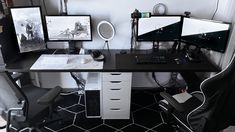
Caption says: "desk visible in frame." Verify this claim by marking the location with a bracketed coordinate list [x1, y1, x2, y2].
[2, 49, 220, 119]
[4, 49, 219, 72]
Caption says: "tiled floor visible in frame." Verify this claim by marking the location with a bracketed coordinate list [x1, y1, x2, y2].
[42, 90, 176, 132]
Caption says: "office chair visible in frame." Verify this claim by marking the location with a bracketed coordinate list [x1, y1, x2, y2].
[0, 71, 62, 132]
[159, 55, 235, 132]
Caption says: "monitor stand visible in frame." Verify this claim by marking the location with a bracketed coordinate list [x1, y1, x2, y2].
[152, 41, 160, 53]
[171, 40, 181, 53]
[67, 41, 78, 54]
[151, 41, 167, 56]
[185, 47, 201, 62]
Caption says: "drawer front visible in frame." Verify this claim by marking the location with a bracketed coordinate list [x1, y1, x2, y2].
[102, 100, 130, 119]
[102, 81, 131, 99]
[102, 72, 132, 82]
[103, 108, 130, 119]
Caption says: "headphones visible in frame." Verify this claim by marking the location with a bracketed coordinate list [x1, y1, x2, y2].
[89, 50, 105, 61]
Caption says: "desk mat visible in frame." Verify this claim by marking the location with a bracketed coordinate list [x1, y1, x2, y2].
[30, 54, 103, 70]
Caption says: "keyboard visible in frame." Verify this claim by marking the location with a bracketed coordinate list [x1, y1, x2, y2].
[135, 55, 167, 64]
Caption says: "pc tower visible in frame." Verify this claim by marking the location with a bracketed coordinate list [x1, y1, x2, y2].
[84, 73, 101, 118]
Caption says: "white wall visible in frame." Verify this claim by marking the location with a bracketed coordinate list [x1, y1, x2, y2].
[14, 0, 217, 49]
[13, 0, 221, 88]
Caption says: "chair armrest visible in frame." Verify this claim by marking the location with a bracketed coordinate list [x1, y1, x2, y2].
[37, 86, 62, 105]
[160, 92, 185, 112]
[11, 73, 23, 81]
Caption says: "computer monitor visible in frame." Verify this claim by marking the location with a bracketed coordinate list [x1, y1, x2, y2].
[181, 17, 230, 53]
[137, 16, 182, 41]
[45, 15, 92, 41]
[10, 7, 46, 53]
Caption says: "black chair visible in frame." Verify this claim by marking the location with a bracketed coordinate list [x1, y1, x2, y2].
[159, 55, 235, 132]
[0, 71, 62, 132]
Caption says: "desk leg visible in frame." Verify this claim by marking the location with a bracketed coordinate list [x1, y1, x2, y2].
[179, 72, 202, 93]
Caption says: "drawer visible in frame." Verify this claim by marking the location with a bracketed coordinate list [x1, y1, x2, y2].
[103, 108, 130, 119]
[102, 72, 132, 82]
[102, 100, 130, 119]
[103, 97, 130, 109]
[103, 81, 131, 91]
[103, 94, 131, 107]
[103, 86, 131, 100]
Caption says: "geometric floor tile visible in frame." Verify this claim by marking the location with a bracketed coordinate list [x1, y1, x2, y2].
[133, 108, 162, 128]
[45, 110, 75, 131]
[74, 112, 103, 130]
[132, 91, 157, 107]
[121, 124, 148, 132]
[152, 123, 175, 132]
[58, 125, 84, 132]
[105, 119, 133, 129]
[42, 90, 176, 132]
[67, 104, 85, 113]
[89, 124, 116, 132]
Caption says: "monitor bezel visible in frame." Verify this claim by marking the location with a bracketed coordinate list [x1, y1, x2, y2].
[136, 15, 183, 42]
[181, 17, 231, 53]
[45, 15, 93, 42]
[9, 6, 47, 53]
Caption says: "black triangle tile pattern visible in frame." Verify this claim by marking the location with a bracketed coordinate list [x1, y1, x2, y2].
[42, 90, 176, 132]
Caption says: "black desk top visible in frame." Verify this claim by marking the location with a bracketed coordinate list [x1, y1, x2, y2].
[3, 49, 220, 72]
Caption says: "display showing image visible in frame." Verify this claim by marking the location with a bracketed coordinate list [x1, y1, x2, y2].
[46, 16, 92, 41]
[10, 7, 46, 53]
[181, 18, 230, 52]
[137, 16, 182, 41]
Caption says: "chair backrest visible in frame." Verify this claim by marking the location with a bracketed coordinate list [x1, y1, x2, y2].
[188, 55, 235, 132]
[0, 71, 28, 120]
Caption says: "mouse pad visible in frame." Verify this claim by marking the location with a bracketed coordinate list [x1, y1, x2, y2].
[31, 55, 103, 70]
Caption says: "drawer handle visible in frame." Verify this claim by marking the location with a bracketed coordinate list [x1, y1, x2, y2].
[110, 73, 121, 75]
[110, 99, 121, 101]
[110, 81, 121, 83]
[110, 88, 121, 90]
[110, 108, 121, 111]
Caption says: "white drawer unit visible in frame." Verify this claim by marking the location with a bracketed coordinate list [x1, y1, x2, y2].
[102, 72, 132, 119]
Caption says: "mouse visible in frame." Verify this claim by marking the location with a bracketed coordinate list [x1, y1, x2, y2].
[174, 58, 181, 64]
[120, 50, 127, 54]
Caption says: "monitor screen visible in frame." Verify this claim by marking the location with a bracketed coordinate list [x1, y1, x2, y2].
[45, 16, 92, 41]
[10, 7, 46, 53]
[181, 18, 230, 53]
[137, 16, 182, 41]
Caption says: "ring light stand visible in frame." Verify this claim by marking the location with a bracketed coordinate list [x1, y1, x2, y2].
[97, 21, 115, 53]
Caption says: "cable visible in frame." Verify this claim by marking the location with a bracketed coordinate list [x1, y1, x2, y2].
[41, 0, 48, 15]
[29, 0, 33, 6]
[152, 72, 166, 89]
[211, 0, 220, 19]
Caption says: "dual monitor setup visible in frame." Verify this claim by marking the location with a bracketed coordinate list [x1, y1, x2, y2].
[10, 6, 92, 53]
[137, 15, 231, 53]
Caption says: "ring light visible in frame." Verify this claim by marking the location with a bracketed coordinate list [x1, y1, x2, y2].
[97, 21, 115, 41]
